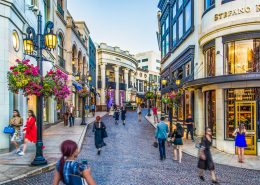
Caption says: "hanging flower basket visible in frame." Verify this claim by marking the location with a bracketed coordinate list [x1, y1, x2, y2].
[145, 91, 154, 99]
[163, 90, 182, 108]
[8, 59, 71, 99]
[44, 69, 71, 100]
[78, 87, 89, 98]
[8, 59, 41, 95]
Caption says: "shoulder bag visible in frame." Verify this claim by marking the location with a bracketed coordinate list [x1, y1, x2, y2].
[3, 125, 15, 134]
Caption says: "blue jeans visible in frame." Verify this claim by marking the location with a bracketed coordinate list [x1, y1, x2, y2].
[69, 115, 75, 127]
[158, 138, 166, 159]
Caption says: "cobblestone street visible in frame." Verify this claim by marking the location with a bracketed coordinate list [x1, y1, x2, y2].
[5, 111, 260, 185]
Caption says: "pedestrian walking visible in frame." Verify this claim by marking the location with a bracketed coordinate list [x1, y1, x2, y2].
[63, 103, 69, 127]
[91, 103, 96, 117]
[185, 114, 194, 141]
[18, 110, 37, 156]
[155, 117, 169, 161]
[198, 127, 218, 184]
[152, 106, 159, 123]
[113, 107, 120, 125]
[233, 123, 247, 163]
[137, 104, 142, 122]
[121, 106, 127, 125]
[53, 140, 96, 185]
[93, 116, 107, 155]
[69, 103, 76, 127]
[171, 123, 184, 163]
[9, 110, 23, 153]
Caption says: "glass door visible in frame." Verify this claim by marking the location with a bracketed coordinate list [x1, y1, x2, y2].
[235, 101, 257, 155]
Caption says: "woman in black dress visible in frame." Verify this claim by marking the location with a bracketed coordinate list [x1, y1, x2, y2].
[93, 116, 106, 155]
[121, 106, 127, 125]
[171, 123, 184, 163]
[198, 127, 218, 184]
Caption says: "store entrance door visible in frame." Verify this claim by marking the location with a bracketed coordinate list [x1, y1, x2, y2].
[235, 101, 257, 155]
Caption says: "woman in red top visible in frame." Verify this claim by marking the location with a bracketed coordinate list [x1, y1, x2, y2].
[18, 110, 37, 156]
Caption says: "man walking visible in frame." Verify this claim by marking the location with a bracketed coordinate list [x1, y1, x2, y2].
[185, 114, 194, 141]
[69, 103, 75, 127]
[155, 117, 168, 160]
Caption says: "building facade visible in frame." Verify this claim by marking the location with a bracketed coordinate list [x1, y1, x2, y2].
[0, 0, 92, 152]
[158, 0, 260, 156]
[135, 51, 161, 106]
[96, 43, 138, 110]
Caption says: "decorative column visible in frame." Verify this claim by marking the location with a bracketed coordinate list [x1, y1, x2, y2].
[114, 65, 120, 105]
[215, 37, 224, 76]
[123, 68, 129, 101]
[194, 89, 205, 136]
[130, 71, 135, 88]
[100, 63, 106, 105]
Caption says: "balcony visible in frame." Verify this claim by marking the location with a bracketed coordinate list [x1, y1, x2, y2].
[58, 56, 65, 69]
[57, 3, 64, 17]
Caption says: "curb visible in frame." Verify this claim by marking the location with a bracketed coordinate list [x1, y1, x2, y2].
[0, 113, 107, 185]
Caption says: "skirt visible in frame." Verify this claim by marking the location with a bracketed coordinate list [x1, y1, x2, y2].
[198, 149, 215, 171]
[173, 138, 183, 145]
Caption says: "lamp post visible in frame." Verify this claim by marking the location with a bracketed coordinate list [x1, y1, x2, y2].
[23, 12, 57, 166]
[145, 79, 154, 117]
[76, 70, 92, 125]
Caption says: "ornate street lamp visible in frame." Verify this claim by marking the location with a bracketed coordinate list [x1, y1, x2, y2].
[23, 12, 57, 166]
[175, 79, 181, 86]
[161, 79, 167, 86]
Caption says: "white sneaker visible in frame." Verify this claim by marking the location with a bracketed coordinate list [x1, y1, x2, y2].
[18, 151, 24, 156]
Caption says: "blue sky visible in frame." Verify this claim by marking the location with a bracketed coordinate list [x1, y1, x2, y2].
[67, 0, 159, 54]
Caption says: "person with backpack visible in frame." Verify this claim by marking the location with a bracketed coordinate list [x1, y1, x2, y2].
[113, 107, 120, 125]
[171, 122, 184, 163]
[53, 140, 96, 185]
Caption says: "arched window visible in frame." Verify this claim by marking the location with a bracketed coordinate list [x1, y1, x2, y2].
[58, 33, 65, 68]
[72, 45, 77, 74]
[78, 51, 82, 73]
[58, 33, 64, 59]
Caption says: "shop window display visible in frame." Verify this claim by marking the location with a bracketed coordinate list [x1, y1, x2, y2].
[205, 91, 216, 137]
[224, 39, 260, 74]
[225, 88, 260, 139]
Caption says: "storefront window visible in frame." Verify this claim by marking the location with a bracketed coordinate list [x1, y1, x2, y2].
[205, 91, 216, 137]
[224, 39, 260, 74]
[205, 47, 215, 77]
[225, 88, 260, 139]
[185, 91, 192, 119]
[178, 93, 184, 120]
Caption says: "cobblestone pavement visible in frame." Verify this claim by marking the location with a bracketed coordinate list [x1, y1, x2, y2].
[5, 111, 260, 185]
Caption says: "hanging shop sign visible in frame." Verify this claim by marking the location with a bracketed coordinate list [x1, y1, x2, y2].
[214, 5, 260, 21]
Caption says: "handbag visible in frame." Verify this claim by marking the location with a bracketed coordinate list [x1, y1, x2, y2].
[3, 125, 15, 134]
[102, 129, 108, 138]
[69, 174, 87, 185]
[153, 141, 158, 148]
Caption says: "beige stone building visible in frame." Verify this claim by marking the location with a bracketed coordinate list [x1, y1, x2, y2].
[158, 0, 260, 156]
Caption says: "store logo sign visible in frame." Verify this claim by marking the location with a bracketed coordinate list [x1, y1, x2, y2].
[214, 5, 260, 21]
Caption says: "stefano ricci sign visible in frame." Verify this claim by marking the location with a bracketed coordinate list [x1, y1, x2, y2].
[214, 5, 260, 21]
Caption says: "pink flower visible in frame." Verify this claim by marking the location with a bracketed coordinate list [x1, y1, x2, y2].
[13, 71, 18, 75]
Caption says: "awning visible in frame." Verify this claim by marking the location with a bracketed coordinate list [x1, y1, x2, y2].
[72, 82, 82, 91]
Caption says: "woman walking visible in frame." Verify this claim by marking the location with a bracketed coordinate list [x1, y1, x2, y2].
[233, 123, 247, 163]
[198, 127, 218, 184]
[121, 106, 127, 125]
[113, 107, 120, 125]
[93, 116, 107, 155]
[171, 123, 184, 163]
[137, 104, 142, 122]
[18, 110, 37, 156]
[53, 140, 96, 185]
[9, 110, 23, 153]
